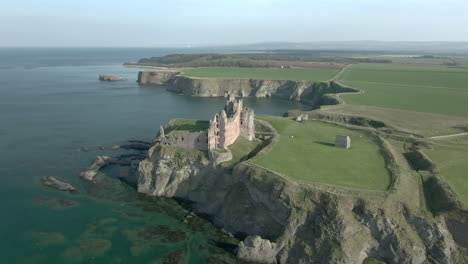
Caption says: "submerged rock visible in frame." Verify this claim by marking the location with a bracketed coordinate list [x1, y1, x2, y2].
[61, 238, 111, 262]
[124, 225, 187, 256]
[41, 176, 76, 192]
[33, 196, 78, 209]
[23, 231, 66, 247]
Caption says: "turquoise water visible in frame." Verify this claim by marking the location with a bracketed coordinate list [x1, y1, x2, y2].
[0, 48, 306, 263]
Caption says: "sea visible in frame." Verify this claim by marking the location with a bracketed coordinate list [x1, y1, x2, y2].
[0, 48, 307, 263]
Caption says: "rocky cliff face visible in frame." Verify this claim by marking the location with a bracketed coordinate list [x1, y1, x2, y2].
[137, 70, 357, 107]
[138, 143, 468, 264]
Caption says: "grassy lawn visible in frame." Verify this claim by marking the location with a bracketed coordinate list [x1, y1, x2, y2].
[182, 67, 340, 81]
[222, 136, 263, 167]
[251, 116, 391, 190]
[424, 135, 468, 207]
[337, 64, 468, 117]
[168, 118, 209, 132]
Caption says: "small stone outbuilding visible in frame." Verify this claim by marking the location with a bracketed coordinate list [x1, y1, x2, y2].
[335, 135, 351, 149]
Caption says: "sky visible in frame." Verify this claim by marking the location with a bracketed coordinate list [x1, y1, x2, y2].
[0, 0, 467, 47]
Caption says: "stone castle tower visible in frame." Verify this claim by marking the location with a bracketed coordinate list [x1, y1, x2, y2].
[207, 95, 255, 150]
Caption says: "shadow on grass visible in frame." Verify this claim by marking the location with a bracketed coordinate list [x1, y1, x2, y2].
[314, 141, 335, 147]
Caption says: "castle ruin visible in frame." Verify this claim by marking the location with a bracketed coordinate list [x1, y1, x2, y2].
[158, 95, 255, 162]
[207, 94, 255, 150]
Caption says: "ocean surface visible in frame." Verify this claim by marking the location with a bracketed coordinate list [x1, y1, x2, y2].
[0, 48, 307, 263]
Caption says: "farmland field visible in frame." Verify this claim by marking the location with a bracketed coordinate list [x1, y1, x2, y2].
[337, 64, 468, 117]
[183, 67, 341, 81]
[424, 135, 468, 207]
[251, 116, 391, 190]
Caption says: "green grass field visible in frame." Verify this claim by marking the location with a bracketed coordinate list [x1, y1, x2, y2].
[455, 57, 468, 67]
[337, 64, 468, 117]
[424, 135, 468, 207]
[183, 67, 341, 81]
[223, 137, 263, 167]
[251, 116, 391, 190]
[168, 118, 210, 132]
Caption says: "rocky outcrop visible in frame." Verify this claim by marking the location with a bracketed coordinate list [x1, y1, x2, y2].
[99, 74, 126, 81]
[137, 70, 359, 107]
[137, 143, 467, 264]
[138, 70, 179, 85]
[80, 156, 113, 181]
[237, 236, 278, 264]
[41, 176, 76, 192]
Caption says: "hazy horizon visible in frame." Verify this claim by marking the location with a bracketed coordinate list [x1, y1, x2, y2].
[1, 0, 468, 47]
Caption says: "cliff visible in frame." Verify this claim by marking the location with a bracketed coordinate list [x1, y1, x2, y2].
[138, 138, 468, 263]
[137, 70, 358, 107]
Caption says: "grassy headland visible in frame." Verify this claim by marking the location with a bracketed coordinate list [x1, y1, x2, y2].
[251, 116, 391, 191]
[182, 67, 341, 82]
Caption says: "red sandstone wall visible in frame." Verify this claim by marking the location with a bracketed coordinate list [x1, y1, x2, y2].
[221, 114, 241, 148]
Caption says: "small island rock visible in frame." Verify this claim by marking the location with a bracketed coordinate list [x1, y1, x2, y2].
[99, 74, 126, 81]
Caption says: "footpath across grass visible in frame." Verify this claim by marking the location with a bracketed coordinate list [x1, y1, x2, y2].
[183, 67, 340, 82]
[251, 116, 391, 191]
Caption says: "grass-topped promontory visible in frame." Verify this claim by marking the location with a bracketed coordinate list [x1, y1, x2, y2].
[251, 116, 391, 191]
[183, 67, 341, 81]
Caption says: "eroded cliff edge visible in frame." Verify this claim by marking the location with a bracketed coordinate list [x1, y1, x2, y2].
[137, 131, 468, 264]
[137, 70, 356, 107]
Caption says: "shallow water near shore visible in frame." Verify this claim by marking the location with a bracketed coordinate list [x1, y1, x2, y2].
[0, 48, 307, 263]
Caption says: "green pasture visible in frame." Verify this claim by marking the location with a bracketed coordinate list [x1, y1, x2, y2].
[424, 135, 468, 207]
[251, 116, 391, 190]
[337, 64, 468, 117]
[183, 67, 340, 82]
[319, 104, 468, 137]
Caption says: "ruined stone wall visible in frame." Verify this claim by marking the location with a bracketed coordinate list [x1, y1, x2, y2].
[219, 111, 241, 148]
[160, 131, 208, 150]
[240, 108, 255, 141]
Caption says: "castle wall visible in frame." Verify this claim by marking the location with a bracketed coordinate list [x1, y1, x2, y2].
[219, 112, 241, 148]
[240, 108, 255, 141]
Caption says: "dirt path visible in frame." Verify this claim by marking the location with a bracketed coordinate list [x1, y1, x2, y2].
[330, 65, 350, 81]
[430, 132, 468, 139]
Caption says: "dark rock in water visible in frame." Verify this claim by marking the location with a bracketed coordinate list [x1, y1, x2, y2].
[120, 142, 150, 150]
[79, 145, 120, 152]
[158, 249, 187, 264]
[99, 74, 126, 81]
[41, 176, 76, 192]
[33, 196, 78, 209]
